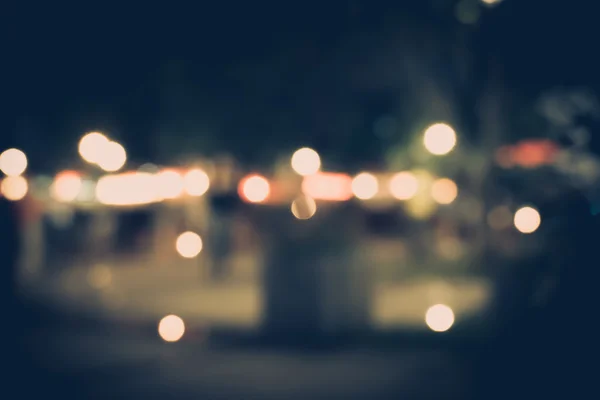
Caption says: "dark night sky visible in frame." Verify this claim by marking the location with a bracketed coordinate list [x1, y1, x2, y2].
[5, 0, 600, 172]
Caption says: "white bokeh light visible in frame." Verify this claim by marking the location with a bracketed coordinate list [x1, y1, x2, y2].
[175, 231, 203, 258]
[97, 141, 127, 172]
[352, 172, 379, 200]
[389, 171, 419, 200]
[0, 148, 28, 177]
[291, 147, 321, 176]
[183, 168, 210, 197]
[51, 171, 83, 202]
[239, 175, 270, 203]
[514, 206, 541, 234]
[1, 176, 28, 201]
[423, 123, 457, 155]
[158, 315, 185, 342]
[425, 304, 455, 332]
[78, 132, 109, 164]
[431, 178, 458, 205]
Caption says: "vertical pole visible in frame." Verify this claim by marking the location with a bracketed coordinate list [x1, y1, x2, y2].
[251, 202, 370, 341]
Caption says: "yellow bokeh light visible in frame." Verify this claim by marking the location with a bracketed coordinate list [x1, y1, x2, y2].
[156, 170, 185, 200]
[97, 141, 127, 172]
[389, 171, 419, 200]
[405, 195, 437, 220]
[514, 206, 541, 234]
[158, 315, 185, 342]
[183, 168, 210, 197]
[291, 195, 317, 220]
[239, 175, 270, 203]
[78, 132, 109, 164]
[423, 123, 457, 155]
[176, 231, 203, 258]
[0, 148, 28, 177]
[1, 176, 28, 201]
[291, 147, 321, 176]
[431, 178, 458, 205]
[352, 172, 378, 200]
[87, 264, 112, 289]
[425, 304, 455, 332]
[51, 171, 82, 202]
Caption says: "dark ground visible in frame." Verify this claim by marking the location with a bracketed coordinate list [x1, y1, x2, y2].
[16, 300, 488, 400]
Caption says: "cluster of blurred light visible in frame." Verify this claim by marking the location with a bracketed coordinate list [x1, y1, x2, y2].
[156, 169, 185, 199]
[291, 147, 321, 176]
[301, 172, 353, 201]
[0, 148, 28, 177]
[158, 314, 185, 342]
[183, 168, 210, 197]
[514, 206, 541, 234]
[1, 176, 28, 201]
[425, 304, 455, 332]
[389, 171, 419, 200]
[95, 172, 161, 206]
[50, 171, 83, 202]
[430, 178, 458, 205]
[423, 123, 457, 156]
[291, 195, 317, 220]
[175, 231, 203, 258]
[78, 131, 127, 172]
[352, 172, 379, 200]
[239, 174, 270, 203]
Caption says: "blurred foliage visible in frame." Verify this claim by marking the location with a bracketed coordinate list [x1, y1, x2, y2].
[6, 0, 600, 172]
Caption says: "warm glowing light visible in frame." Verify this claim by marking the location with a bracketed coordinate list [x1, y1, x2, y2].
[389, 172, 419, 200]
[423, 123, 457, 155]
[291, 195, 317, 220]
[97, 141, 127, 172]
[183, 168, 210, 197]
[0, 148, 28, 177]
[514, 206, 541, 234]
[352, 172, 378, 200]
[239, 175, 270, 203]
[96, 172, 161, 206]
[481, 0, 502, 6]
[1, 176, 28, 201]
[301, 172, 353, 201]
[78, 132, 109, 164]
[51, 171, 82, 202]
[87, 264, 112, 289]
[175, 231, 203, 258]
[431, 178, 458, 204]
[156, 170, 185, 199]
[425, 304, 455, 332]
[291, 147, 321, 176]
[158, 315, 185, 342]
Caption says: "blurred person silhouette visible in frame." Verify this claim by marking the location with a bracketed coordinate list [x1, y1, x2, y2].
[481, 187, 599, 397]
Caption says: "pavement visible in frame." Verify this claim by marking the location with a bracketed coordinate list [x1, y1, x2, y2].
[24, 314, 479, 399]
[16, 254, 496, 398]
[21, 253, 491, 331]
